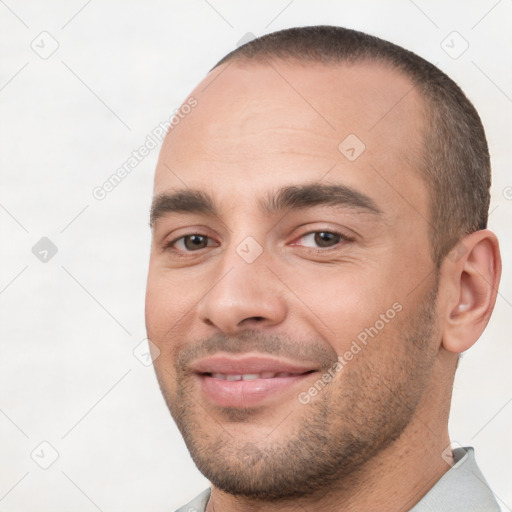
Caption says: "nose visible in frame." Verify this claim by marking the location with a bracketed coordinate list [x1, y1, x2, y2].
[196, 253, 288, 334]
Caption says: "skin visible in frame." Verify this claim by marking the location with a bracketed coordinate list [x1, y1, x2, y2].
[145, 59, 501, 511]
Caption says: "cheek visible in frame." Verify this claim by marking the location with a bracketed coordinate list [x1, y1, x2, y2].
[282, 265, 391, 347]
[145, 265, 194, 326]
[145, 275, 182, 391]
[145, 270, 166, 338]
[145, 266, 207, 361]
[145, 269, 184, 345]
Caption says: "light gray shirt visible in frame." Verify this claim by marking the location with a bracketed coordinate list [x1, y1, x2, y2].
[176, 447, 500, 512]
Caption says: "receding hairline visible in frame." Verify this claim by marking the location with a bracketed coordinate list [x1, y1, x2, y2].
[209, 52, 423, 94]
[209, 52, 429, 130]
[214, 51, 411, 72]
[206, 53, 429, 149]
[210, 26, 446, 91]
[207, 53, 430, 199]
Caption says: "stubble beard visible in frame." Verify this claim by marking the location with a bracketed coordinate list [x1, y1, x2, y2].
[156, 282, 439, 502]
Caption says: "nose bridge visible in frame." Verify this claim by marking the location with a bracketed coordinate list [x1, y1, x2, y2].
[197, 238, 287, 333]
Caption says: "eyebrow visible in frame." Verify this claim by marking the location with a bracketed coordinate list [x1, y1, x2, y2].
[150, 183, 381, 226]
[260, 183, 382, 216]
[150, 190, 217, 226]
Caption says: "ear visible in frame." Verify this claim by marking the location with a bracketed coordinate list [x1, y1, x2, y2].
[441, 230, 501, 354]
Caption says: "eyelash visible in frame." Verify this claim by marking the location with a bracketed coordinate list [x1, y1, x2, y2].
[163, 230, 353, 255]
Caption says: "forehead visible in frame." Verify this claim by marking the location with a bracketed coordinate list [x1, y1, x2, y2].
[154, 59, 428, 220]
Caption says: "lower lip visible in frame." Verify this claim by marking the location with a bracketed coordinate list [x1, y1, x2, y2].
[198, 373, 315, 408]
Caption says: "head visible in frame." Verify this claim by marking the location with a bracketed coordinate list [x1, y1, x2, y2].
[145, 26, 501, 502]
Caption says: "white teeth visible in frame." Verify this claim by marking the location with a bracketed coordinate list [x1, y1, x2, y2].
[241, 374, 260, 381]
[226, 374, 243, 381]
[209, 372, 298, 380]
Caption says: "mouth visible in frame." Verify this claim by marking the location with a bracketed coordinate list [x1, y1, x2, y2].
[191, 355, 319, 408]
[204, 371, 314, 381]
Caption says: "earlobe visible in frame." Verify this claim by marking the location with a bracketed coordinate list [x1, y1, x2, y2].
[441, 230, 501, 354]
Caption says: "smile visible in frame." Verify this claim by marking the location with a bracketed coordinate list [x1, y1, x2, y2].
[206, 371, 309, 381]
[191, 355, 319, 408]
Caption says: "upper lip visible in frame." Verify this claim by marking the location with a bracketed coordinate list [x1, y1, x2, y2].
[190, 354, 318, 375]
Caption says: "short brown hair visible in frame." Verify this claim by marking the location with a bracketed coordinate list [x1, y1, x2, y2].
[212, 26, 491, 266]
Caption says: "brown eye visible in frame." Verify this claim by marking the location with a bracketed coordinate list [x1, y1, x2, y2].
[163, 232, 218, 257]
[314, 232, 342, 248]
[182, 235, 210, 250]
[294, 231, 347, 249]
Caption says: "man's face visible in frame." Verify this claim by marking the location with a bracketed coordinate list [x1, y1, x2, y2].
[146, 60, 442, 499]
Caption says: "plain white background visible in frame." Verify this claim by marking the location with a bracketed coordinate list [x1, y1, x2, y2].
[1, 1, 511, 510]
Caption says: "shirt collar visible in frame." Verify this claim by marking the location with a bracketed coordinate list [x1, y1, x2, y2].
[410, 446, 500, 511]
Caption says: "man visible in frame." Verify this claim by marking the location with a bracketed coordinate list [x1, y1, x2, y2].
[145, 26, 502, 511]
